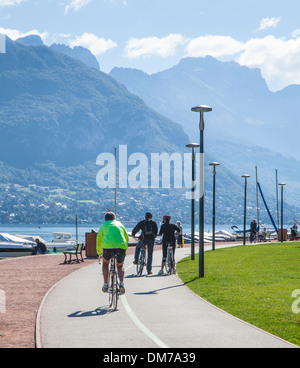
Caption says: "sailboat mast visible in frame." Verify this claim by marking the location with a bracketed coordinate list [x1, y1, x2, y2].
[114, 147, 117, 216]
[276, 169, 279, 231]
[256, 166, 259, 231]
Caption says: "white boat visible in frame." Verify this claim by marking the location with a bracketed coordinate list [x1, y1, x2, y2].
[184, 230, 236, 243]
[215, 230, 237, 241]
[14, 232, 77, 253]
[49, 232, 77, 252]
[0, 233, 35, 258]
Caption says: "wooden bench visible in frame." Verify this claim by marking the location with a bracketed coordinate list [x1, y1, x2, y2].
[63, 244, 85, 264]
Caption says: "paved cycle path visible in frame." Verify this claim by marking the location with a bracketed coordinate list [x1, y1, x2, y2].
[37, 244, 297, 348]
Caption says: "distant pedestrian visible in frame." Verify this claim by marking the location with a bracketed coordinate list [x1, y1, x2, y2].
[32, 238, 48, 255]
[290, 223, 298, 241]
[250, 219, 257, 243]
[176, 221, 183, 247]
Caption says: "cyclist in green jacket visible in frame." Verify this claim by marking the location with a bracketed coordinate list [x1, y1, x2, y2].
[97, 212, 129, 294]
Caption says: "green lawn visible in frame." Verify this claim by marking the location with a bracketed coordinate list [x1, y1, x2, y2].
[177, 242, 300, 346]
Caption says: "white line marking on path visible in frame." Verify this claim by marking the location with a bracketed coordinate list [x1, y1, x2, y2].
[121, 264, 169, 348]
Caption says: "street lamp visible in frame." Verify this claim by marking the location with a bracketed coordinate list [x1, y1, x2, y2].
[191, 104, 212, 278]
[279, 183, 286, 242]
[242, 174, 250, 246]
[209, 162, 220, 251]
[186, 143, 200, 260]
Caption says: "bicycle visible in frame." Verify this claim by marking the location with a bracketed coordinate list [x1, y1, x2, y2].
[165, 242, 175, 275]
[137, 242, 147, 276]
[108, 251, 120, 311]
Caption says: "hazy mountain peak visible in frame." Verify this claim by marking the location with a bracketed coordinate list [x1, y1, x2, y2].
[0, 37, 188, 167]
[16, 35, 44, 47]
[50, 43, 100, 70]
[15, 34, 100, 70]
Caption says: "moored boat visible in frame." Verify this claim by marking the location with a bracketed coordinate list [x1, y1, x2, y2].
[0, 233, 35, 258]
[14, 232, 77, 253]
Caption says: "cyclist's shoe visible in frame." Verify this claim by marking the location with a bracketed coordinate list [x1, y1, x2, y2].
[158, 269, 164, 275]
[102, 283, 109, 293]
[133, 260, 138, 265]
[173, 269, 177, 274]
[119, 282, 125, 295]
[147, 271, 153, 275]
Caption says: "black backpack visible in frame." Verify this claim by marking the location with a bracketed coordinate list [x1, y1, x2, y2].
[144, 220, 153, 236]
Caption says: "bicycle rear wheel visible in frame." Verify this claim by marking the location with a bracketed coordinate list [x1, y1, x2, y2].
[169, 251, 174, 274]
[137, 249, 145, 276]
[109, 272, 118, 310]
[165, 250, 171, 274]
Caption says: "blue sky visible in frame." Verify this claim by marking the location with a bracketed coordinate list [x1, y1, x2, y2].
[1, 0, 300, 91]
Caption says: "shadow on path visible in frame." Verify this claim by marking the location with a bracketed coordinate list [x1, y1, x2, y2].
[133, 283, 185, 295]
[67, 306, 115, 318]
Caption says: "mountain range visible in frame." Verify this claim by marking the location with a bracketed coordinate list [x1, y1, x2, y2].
[110, 58, 300, 215]
[0, 36, 187, 168]
[110, 56, 300, 162]
[16, 35, 100, 71]
[0, 35, 299, 226]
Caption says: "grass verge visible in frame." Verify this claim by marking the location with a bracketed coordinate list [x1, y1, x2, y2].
[177, 242, 300, 346]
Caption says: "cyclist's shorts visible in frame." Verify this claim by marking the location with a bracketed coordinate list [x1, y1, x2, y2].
[103, 248, 126, 263]
[162, 241, 175, 261]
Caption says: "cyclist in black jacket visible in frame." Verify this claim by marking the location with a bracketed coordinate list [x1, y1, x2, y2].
[132, 212, 158, 275]
[158, 215, 180, 275]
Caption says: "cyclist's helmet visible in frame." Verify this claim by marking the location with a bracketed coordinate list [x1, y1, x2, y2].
[163, 215, 171, 222]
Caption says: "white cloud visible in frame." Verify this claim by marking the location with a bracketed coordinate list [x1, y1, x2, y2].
[125, 34, 187, 59]
[185, 35, 244, 58]
[291, 29, 300, 38]
[237, 35, 300, 90]
[0, 0, 26, 6]
[69, 32, 117, 56]
[65, 0, 93, 14]
[259, 17, 281, 31]
[104, 0, 127, 5]
[174, 33, 300, 91]
[0, 26, 48, 41]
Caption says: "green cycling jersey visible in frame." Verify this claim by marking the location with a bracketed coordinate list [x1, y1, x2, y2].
[96, 220, 129, 255]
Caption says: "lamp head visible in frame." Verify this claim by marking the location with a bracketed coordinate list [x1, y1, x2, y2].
[191, 105, 212, 113]
[186, 143, 200, 148]
[209, 162, 220, 166]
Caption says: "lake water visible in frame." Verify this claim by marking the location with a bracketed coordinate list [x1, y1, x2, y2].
[0, 222, 277, 243]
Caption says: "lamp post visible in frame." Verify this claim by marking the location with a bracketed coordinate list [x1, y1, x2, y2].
[191, 105, 212, 278]
[114, 147, 117, 216]
[242, 174, 250, 245]
[279, 183, 286, 242]
[209, 162, 220, 251]
[186, 143, 200, 260]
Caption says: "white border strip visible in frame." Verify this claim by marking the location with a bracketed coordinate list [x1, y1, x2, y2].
[121, 263, 169, 348]
[121, 294, 169, 348]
